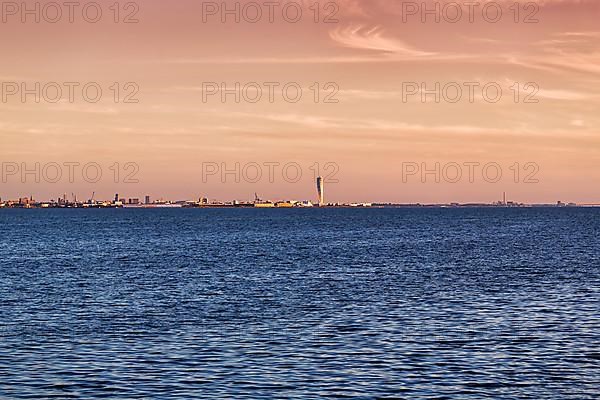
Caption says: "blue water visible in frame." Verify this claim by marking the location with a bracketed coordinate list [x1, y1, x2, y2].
[0, 208, 598, 399]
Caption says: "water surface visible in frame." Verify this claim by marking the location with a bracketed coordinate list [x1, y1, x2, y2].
[0, 208, 598, 398]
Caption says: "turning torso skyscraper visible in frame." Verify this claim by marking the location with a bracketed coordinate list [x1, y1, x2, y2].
[317, 177, 325, 207]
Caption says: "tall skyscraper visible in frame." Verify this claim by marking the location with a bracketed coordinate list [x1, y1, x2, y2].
[317, 176, 325, 207]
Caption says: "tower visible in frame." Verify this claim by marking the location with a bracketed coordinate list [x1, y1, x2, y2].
[317, 176, 325, 207]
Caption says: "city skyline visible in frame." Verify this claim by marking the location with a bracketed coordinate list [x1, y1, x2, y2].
[0, 170, 597, 205]
[0, 181, 593, 208]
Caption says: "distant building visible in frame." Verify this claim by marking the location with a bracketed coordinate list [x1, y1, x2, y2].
[317, 176, 325, 206]
[145, 195, 151, 205]
[254, 202, 275, 208]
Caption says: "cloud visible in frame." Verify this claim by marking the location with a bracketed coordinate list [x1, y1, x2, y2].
[536, 88, 593, 101]
[222, 110, 595, 138]
[559, 32, 600, 38]
[329, 25, 435, 57]
[48, 101, 120, 114]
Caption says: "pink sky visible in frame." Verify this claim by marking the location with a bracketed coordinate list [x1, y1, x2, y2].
[0, 0, 599, 203]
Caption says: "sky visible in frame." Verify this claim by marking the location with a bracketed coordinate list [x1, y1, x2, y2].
[0, 0, 599, 204]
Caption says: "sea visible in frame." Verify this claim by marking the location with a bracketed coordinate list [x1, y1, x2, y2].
[0, 208, 598, 399]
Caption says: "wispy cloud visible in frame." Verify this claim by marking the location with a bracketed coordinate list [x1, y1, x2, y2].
[329, 25, 435, 57]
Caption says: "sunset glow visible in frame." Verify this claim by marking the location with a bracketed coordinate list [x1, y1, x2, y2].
[1, 0, 599, 204]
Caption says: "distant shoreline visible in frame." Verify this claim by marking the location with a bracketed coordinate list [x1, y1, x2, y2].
[1, 204, 599, 210]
